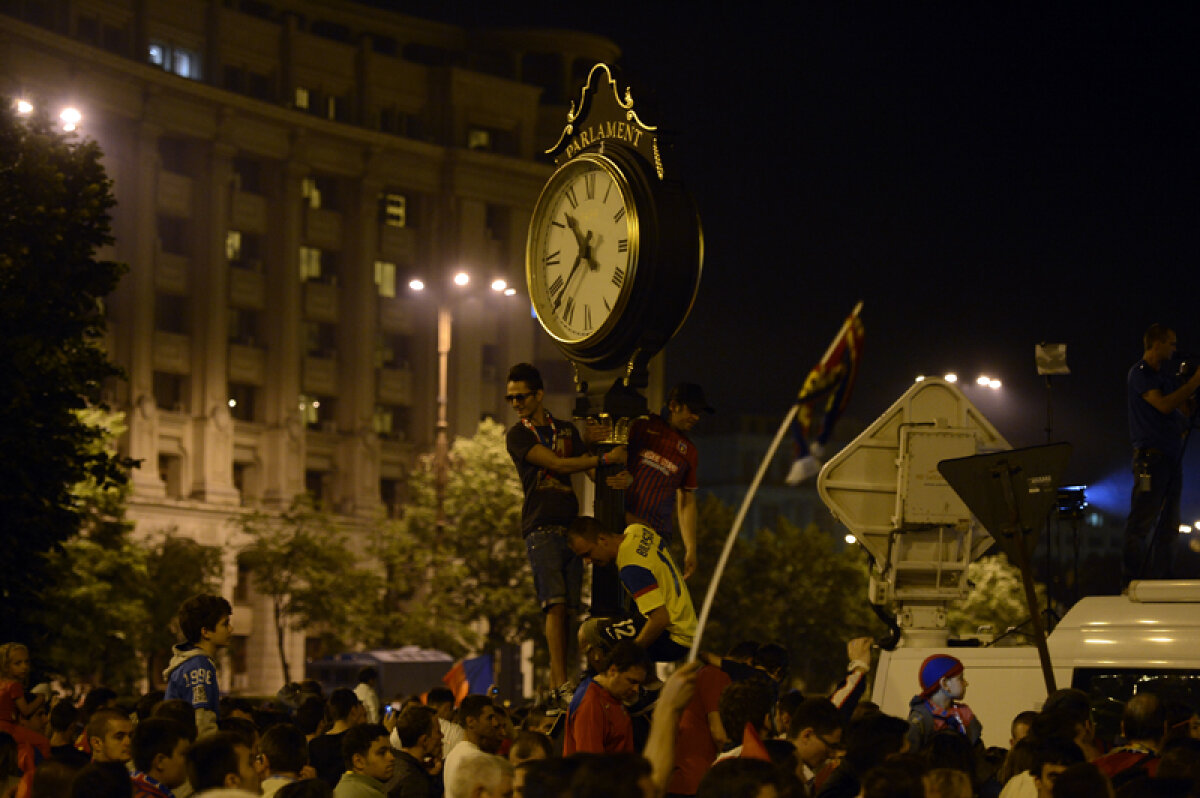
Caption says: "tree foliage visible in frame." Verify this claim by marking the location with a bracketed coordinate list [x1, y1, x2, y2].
[36, 411, 221, 690]
[236, 498, 380, 683]
[947, 554, 1049, 643]
[0, 96, 130, 643]
[368, 419, 540, 658]
[687, 495, 883, 693]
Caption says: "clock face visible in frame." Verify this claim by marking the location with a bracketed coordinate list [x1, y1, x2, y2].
[527, 154, 637, 344]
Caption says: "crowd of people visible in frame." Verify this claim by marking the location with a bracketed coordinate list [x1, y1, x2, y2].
[1, 335, 1198, 798]
[3, 593, 1200, 798]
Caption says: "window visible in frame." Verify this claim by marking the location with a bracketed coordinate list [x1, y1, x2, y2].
[233, 158, 262, 194]
[294, 86, 310, 110]
[155, 294, 190, 334]
[228, 383, 258, 421]
[301, 178, 320, 209]
[147, 40, 202, 80]
[159, 453, 184, 498]
[225, 230, 242, 261]
[381, 193, 406, 228]
[157, 215, 189, 254]
[380, 478, 402, 518]
[302, 176, 338, 210]
[153, 372, 187, 412]
[304, 322, 336, 358]
[299, 246, 322, 282]
[376, 332, 413, 369]
[300, 395, 336, 431]
[467, 128, 492, 151]
[228, 308, 260, 346]
[305, 469, 328, 504]
[374, 260, 396, 297]
[373, 405, 411, 441]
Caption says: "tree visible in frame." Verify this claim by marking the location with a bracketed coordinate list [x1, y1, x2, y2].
[947, 554, 1049, 643]
[686, 495, 884, 693]
[35, 410, 221, 690]
[369, 419, 541, 659]
[236, 498, 380, 683]
[0, 96, 130, 643]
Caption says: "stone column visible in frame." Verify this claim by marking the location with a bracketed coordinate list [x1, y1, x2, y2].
[127, 120, 166, 500]
[260, 156, 307, 507]
[189, 136, 239, 504]
[335, 172, 383, 517]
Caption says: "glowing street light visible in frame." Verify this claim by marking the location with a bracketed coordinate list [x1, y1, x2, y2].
[988, 379, 1001, 389]
[408, 278, 425, 291]
[15, 99, 33, 115]
[944, 373, 958, 383]
[453, 271, 469, 286]
[915, 375, 926, 382]
[59, 106, 81, 132]
[490, 278, 507, 292]
[844, 533, 856, 545]
[977, 375, 991, 386]
[1181, 525, 1193, 534]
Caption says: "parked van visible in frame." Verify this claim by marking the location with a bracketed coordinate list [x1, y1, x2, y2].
[871, 580, 1200, 748]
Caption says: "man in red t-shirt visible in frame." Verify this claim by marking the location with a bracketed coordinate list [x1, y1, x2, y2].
[564, 642, 649, 755]
[626, 383, 712, 579]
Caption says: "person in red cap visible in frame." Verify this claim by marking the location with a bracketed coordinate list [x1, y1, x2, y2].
[905, 653, 982, 752]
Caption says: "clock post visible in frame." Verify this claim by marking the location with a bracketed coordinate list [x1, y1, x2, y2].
[525, 64, 703, 614]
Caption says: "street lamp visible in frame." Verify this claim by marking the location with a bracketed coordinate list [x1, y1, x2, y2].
[408, 269, 517, 514]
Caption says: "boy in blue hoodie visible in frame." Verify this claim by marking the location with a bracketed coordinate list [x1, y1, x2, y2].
[163, 594, 233, 738]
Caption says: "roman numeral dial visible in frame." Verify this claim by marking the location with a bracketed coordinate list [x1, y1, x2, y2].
[526, 154, 637, 345]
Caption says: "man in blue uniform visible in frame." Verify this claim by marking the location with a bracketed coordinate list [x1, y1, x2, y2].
[1124, 324, 1200, 584]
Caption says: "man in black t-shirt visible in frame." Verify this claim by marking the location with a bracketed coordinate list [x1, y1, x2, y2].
[505, 362, 626, 704]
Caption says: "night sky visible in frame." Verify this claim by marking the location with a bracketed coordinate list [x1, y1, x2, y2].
[395, 2, 1200, 517]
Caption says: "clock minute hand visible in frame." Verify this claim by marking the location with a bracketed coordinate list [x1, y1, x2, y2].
[554, 257, 584, 309]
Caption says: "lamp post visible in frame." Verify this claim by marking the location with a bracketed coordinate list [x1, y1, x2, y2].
[409, 270, 516, 516]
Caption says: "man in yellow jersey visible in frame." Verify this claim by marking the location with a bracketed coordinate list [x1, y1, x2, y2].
[567, 516, 697, 662]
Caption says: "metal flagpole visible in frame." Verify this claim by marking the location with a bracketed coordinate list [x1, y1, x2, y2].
[689, 302, 863, 660]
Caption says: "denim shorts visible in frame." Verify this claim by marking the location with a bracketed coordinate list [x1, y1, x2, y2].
[524, 525, 583, 611]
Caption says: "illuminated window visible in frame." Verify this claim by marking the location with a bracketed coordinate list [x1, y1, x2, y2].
[225, 230, 242, 261]
[301, 178, 321, 209]
[299, 246, 322, 282]
[381, 193, 406, 227]
[467, 128, 492, 151]
[147, 40, 201, 79]
[173, 48, 200, 79]
[294, 86, 310, 110]
[374, 260, 396, 297]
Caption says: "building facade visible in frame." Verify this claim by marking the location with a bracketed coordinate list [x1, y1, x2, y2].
[0, 0, 636, 694]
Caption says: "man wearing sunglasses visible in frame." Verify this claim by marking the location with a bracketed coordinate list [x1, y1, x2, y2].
[505, 362, 627, 708]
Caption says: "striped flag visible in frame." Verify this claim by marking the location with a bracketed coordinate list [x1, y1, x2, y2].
[442, 654, 495, 705]
[786, 303, 865, 485]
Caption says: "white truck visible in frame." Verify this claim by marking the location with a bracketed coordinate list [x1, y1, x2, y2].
[817, 378, 1200, 748]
